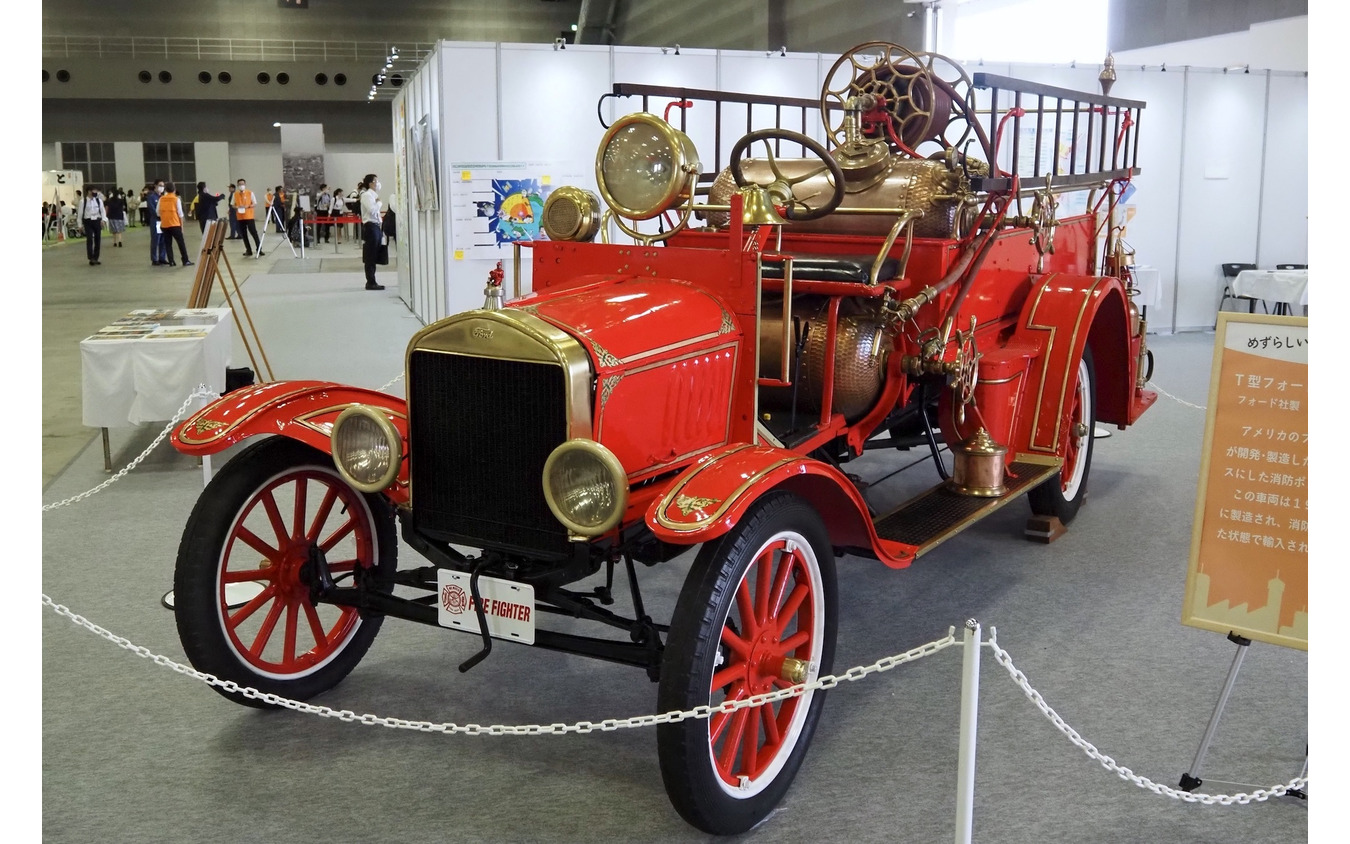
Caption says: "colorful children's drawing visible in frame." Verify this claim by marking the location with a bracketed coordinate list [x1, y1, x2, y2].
[490, 179, 547, 245]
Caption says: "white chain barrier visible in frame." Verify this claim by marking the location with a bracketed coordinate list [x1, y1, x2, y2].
[39, 592, 1307, 805]
[43, 380, 1302, 806]
[40, 593, 955, 733]
[1146, 380, 1207, 411]
[984, 628, 1306, 805]
[41, 385, 220, 511]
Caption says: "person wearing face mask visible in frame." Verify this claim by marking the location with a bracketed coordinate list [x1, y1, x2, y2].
[234, 179, 263, 258]
[359, 173, 387, 290]
[105, 188, 127, 248]
[147, 179, 170, 266]
[81, 187, 106, 266]
[158, 182, 194, 267]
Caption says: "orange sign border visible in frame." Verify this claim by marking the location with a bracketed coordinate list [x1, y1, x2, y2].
[1182, 311, 1308, 650]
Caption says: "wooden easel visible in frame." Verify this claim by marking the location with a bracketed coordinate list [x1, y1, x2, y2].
[187, 220, 275, 381]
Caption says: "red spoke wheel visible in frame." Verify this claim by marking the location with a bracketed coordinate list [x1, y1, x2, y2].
[1029, 347, 1096, 524]
[657, 492, 837, 835]
[174, 437, 395, 709]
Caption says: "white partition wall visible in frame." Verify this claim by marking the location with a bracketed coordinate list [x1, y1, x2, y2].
[1174, 68, 1270, 330]
[393, 42, 1308, 334]
[1257, 73, 1309, 271]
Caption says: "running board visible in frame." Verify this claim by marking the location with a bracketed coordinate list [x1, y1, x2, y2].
[872, 460, 1062, 558]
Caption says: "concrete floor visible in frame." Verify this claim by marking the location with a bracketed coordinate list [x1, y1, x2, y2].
[40, 220, 387, 488]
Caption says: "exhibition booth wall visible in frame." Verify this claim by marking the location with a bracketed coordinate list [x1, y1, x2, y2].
[389, 40, 1307, 332]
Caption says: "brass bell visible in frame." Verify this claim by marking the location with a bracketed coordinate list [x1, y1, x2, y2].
[947, 428, 1008, 498]
[739, 185, 788, 226]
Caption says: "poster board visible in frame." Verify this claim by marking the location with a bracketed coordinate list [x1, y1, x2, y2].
[1182, 311, 1308, 650]
[448, 161, 587, 261]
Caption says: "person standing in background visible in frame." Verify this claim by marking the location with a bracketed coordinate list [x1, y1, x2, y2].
[359, 173, 386, 291]
[270, 185, 286, 232]
[81, 186, 106, 265]
[227, 180, 240, 239]
[139, 187, 152, 227]
[234, 178, 262, 258]
[196, 181, 224, 236]
[158, 182, 193, 267]
[126, 189, 139, 228]
[315, 183, 333, 243]
[147, 179, 169, 266]
[105, 188, 127, 248]
[331, 189, 348, 242]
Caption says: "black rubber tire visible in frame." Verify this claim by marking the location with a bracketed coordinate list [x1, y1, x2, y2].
[1028, 347, 1096, 524]
[174, 436, 396, 709]
[657, 492, 838, 835]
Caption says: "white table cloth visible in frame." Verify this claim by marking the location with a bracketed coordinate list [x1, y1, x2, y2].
[81, 308, 234, 428]
[1230, 269, 1309, 308]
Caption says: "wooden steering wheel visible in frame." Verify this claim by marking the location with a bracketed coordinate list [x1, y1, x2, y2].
[728, 129, 846, 222]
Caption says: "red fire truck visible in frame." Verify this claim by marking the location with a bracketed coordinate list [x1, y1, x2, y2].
[171, 42, 1154, 834]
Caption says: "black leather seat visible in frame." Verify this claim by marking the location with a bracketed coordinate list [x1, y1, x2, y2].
[759, 254, 899, 283]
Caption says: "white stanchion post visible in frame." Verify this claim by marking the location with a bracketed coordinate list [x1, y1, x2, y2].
[954, 619, 981, 844]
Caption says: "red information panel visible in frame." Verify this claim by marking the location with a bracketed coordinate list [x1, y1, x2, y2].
[1183, 312, 1308, 650]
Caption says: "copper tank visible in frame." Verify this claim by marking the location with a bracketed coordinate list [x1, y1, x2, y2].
[758, 296, 888, 422]
[707, 152, 969, 239]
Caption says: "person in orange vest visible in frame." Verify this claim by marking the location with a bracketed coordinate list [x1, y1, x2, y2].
[157, 182, 193, 267]
[234, 178, 263, 257]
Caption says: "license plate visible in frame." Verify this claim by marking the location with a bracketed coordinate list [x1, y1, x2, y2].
[436, 570, 535, 645]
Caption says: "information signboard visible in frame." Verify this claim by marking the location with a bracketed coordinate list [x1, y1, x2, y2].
[1183, 312, 1308, 650]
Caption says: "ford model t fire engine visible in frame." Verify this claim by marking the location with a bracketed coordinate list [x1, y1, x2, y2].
[171, 43, 1154, 834]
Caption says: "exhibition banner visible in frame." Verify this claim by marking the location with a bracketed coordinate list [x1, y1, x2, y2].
[1183, 312, 1308, 650]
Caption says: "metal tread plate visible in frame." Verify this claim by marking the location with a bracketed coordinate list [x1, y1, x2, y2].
[873, 461, 1061, 555]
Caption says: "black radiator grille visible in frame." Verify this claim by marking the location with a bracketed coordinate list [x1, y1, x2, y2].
[408, 350, 570, 555]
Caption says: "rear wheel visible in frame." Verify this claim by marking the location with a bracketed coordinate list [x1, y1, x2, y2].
[1028, 348, 1096, 524]
[657, 492, 837, 835]
[174, 436, 396, 708]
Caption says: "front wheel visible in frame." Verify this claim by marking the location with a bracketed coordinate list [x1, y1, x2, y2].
[1028, 348, 1096, 524]
[174, 436, 396, 709]
[657, 492, 838, 835]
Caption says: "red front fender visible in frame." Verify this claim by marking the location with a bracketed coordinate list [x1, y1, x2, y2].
[646, 444, 913, 568]
[172, 380, 409, 502]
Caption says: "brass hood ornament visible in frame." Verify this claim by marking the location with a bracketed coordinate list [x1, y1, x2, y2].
[483, 260, 506, 310]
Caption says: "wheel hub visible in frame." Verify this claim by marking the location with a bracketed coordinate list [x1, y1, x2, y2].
[274, 541, 310, 600]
